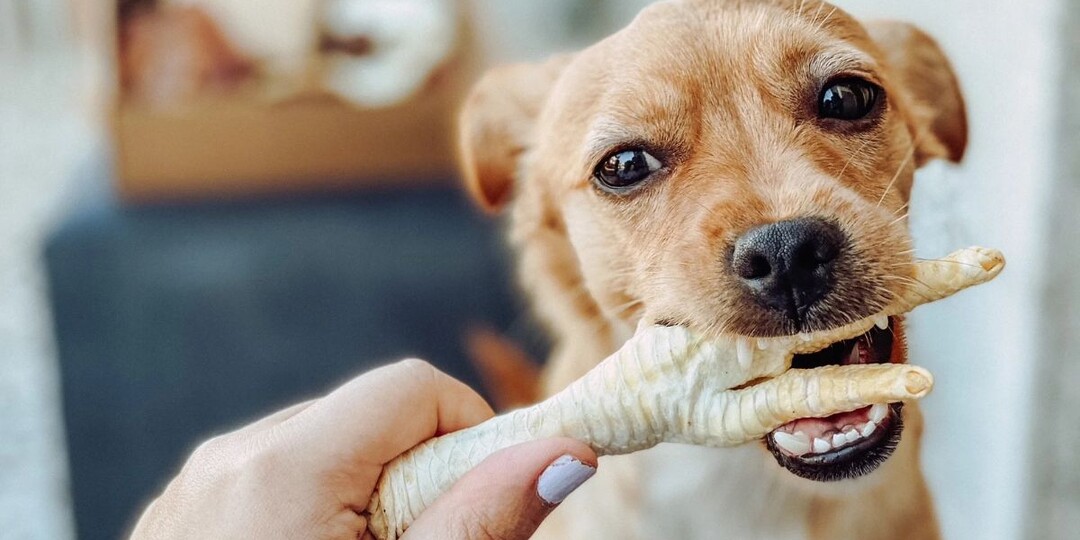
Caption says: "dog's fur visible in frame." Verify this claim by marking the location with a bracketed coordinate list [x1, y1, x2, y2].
[458, 1, 966, 538]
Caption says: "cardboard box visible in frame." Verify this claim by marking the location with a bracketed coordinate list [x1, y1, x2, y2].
[111, 1, 474, 202]
[113, 85, 462, 201]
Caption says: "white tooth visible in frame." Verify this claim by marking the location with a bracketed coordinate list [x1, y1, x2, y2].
[844, 430, 860, 443]
[875, 316, 889, 330]
[812, 437, 831, 454]
[773, 431, 811, 456]
[799, 333, 812, 342]
[847, 343, 861, 364]
[736, 338, 753, 370]
[832, 433, 846, 447]
[861, 422, 877, 438]
[869, 404, 888, 423]
[757, 338, 769, 350]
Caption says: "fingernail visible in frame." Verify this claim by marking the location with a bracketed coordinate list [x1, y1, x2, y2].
[537, 454, 596, 505]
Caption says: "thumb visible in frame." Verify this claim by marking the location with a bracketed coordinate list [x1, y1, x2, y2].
[402, 438, 598, 540]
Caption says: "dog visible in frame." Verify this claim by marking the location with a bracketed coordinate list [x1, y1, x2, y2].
[458, 0, 966, 538]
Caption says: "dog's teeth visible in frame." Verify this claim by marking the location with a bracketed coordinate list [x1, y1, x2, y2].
[812, 437, 831, 454]
[860, 422, 877, 438]
[773, 431, 811, 456]
[799, 333, 812, 342]
[875, 316, 889, 330]
[831, 433, 846, 448]
[868, 404, 888, 423]
[756, 338, 769, 351]
[847, 343, 861, 365]
[736, 338, 753, 370]
[844, 429, 860, 444]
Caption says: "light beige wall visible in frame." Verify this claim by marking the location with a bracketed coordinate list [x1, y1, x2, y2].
[1027, 0, 1080, 537]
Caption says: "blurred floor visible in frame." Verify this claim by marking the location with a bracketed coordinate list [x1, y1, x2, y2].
[0, 51, 99, 540]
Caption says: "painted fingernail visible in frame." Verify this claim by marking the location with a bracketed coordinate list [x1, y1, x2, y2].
[537, 454, 596, 505]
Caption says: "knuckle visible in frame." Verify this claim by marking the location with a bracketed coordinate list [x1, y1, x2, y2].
[188, 434, 230, 466]
[396, 358, 445, 386]
[397, 357, 435, 374]
[175, 435, 239, 493]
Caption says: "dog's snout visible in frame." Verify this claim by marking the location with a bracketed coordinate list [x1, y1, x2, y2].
[731, 218, 844, 317]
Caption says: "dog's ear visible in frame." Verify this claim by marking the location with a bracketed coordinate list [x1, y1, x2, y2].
[458, 54, 573, 213]
[865, 21, 968, 166]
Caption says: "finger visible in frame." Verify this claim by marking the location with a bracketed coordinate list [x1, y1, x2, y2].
[403, 438, 597, 540]
[284, 359, 495, 466]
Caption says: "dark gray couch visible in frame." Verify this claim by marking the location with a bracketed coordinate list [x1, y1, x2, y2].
[46, 181, 541, 540]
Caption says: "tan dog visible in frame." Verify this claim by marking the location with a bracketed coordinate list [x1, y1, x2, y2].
[459, 0, 966, 538]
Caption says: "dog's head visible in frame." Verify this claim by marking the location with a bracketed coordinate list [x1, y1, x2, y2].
[459, 0, 965, 483]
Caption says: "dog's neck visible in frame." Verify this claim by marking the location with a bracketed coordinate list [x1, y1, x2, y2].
[509, 200, 634, 392]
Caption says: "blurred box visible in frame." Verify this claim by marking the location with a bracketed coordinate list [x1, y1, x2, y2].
[113, 85, 463, 201]
[110, 0, 475, 202]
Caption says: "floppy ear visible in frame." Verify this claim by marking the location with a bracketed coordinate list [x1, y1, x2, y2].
[865, 21, 968, 166]
[457, 54, 573, 213]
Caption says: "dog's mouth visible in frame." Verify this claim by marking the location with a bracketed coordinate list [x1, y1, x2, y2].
[763, 318, 904, 482]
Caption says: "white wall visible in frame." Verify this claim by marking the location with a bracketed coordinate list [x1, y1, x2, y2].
[829, 2, 1059, 538]
[477, 1, 1062, 538]
[1, 3, 96, 539]
[470, 0, 602, 62]
[0, 60, 87, 540]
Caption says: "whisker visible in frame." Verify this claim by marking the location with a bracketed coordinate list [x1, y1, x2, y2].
[880, 275, 938, 301]
[608, 298, 645, 315]
[836, 137, 873, 183]
[815, 5, 838, 32]
[887, 206, 911, 227]
[876, 143, 916, 209]
[809, 2, 824, 27]
[914, 258, 981, 268]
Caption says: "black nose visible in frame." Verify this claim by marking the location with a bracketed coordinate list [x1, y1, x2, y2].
[731, 218, 844, 316]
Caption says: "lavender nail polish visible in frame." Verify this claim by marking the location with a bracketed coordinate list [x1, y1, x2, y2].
[537, 455, 596, 505]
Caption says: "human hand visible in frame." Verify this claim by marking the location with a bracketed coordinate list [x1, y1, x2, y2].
[130, 359, 598, 539]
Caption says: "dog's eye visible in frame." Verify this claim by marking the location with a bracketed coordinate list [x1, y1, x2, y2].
[818, 79, 881, 121]
[594, 149, 662, 190]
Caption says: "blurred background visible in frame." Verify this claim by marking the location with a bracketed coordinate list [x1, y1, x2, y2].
[0, 0, 1076, 539]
